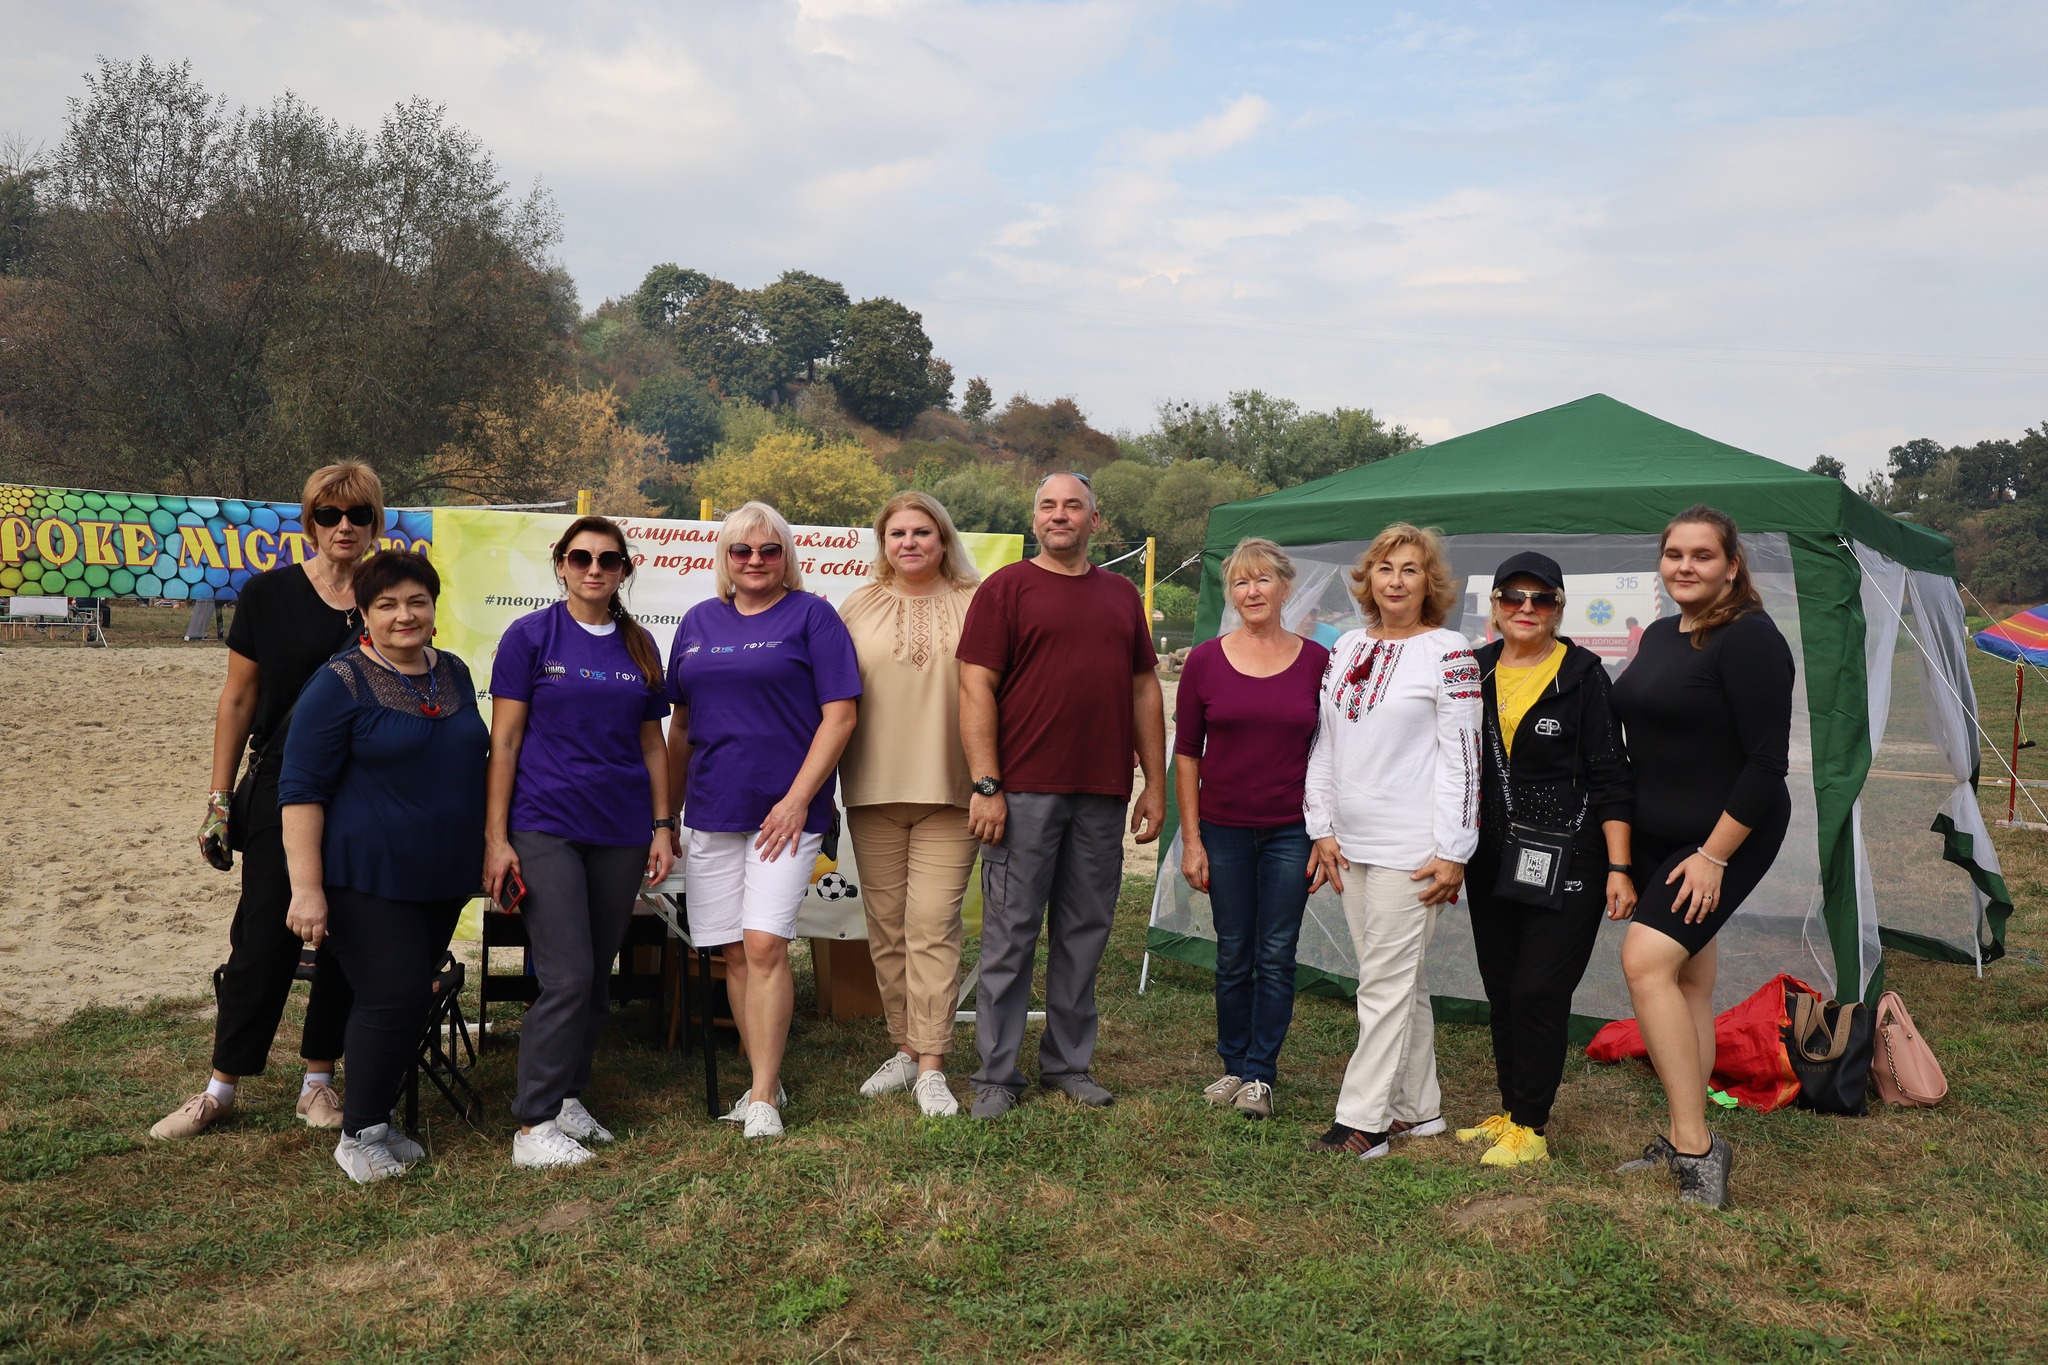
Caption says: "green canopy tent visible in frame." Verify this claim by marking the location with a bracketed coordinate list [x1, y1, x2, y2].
[1145, 394, 2012, 1026]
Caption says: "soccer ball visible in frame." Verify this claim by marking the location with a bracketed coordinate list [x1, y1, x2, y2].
[816, 872, 857, 901]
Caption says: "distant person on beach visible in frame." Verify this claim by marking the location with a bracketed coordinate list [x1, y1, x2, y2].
[277, 550, 490, 1183]
[1175, 538, 1327, 1120]
[665, 501, 861, 1141]
[154, 461, 382, 1143]
[1304, 523, 1481, 1161]
[1611, 506, 1793, 1211]
[838, 491, 983, 1118]
[958, 471, 1167, 1119]
[483, 516, 674, 1170]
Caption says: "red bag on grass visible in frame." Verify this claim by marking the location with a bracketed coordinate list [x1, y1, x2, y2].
[1585, 972, 1814, 1113]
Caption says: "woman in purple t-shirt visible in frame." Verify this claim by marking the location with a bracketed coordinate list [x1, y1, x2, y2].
[1174, 538, 1328, 1121]
[665, 501, 861, 1140]
[484, 516, 675, 1171]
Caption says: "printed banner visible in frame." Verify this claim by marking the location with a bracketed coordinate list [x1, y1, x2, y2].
[0, 483, 432, 602]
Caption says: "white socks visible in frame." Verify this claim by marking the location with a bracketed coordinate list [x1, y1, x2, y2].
[301, 1071, 333, 1097]
[205, 1078, 237, 1105]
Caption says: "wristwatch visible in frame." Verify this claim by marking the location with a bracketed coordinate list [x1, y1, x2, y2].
[1607, 862, 1633, 876]
[653, 817, 677, 831]
[973, 776, 1003, 797]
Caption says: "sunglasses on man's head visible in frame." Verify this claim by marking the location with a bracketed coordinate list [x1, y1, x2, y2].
[1494, 588, 1562, 610]
[565, 548, 627, 572]
[312, 504, 375, 528]
[729, 543, 784, 562]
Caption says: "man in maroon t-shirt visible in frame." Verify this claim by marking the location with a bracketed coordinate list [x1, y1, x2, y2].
[957, 472, 1166, 1118]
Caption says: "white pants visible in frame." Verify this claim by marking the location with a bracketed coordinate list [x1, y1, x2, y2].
[686, 829, 824, 945]
[1333, 864, 1443, 1133]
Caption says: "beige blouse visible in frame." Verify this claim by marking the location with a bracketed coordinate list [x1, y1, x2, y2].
[838, 580, 977, 808]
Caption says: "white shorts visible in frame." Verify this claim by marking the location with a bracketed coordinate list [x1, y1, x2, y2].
[686, 828, 825, 945]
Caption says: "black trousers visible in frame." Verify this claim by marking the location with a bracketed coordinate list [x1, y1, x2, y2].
[211, 765, 354, 1077]
[321, 885, 465, 1137]
[1466, 848, 1605, 1131]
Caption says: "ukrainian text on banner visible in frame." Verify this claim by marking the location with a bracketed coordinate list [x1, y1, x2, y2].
[0, 483, 432, 602]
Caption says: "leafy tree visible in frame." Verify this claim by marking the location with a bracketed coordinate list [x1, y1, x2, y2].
[758, 269, 848, 384]
[1968, 501, 2048, 601]
[622, 371, 722, 464]
[0, 138, 45, 276]
[991, 395, 1119, 472]
[692, 430, 898, 525]
[900, 439, 979, 488]
[1151, 581, 1198, 620]
[672, 279, 783, 404]
[926, 356, 956, 411]
[630, 263, 716, 331]
[1809, 454, 1847, 481]
[430, 382, 662, 514]
[1144, 390, 1420, 486]
[575, 301, 683, 396]
[1888, 437, 1946, 481]
[960, 376, 994, 425]
[929, 463, 1030, 535]
[709, 398, 781, 460]
[831, 297, 946, 432]
[1090, 459, 1161, 540]
[1144, 459, 1257, 567]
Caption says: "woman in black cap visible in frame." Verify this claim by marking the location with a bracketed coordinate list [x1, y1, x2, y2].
[1456, 551, 1636, 1168]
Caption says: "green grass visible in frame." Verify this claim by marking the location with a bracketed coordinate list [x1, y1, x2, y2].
[5, 842, 2048, 1360]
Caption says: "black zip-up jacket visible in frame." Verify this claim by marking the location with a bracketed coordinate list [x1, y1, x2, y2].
[1473, 637, 1634, 861]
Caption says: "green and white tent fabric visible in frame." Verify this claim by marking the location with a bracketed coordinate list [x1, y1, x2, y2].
[1146, 394, 2012, 1023]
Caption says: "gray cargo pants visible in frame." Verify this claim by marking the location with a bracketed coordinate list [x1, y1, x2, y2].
[970, 791, 1126, 1096]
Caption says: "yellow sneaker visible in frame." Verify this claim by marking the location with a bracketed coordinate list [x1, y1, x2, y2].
[1480, 1123, 1550, 1167]
[1456, 1113, 1511, 1145]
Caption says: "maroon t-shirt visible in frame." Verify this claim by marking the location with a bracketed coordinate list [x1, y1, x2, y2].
[1174, 636, 1328, 828]
[957, 560, 1159, 798]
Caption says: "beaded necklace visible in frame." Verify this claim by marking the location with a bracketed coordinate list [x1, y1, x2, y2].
[364, 639, 443, 717]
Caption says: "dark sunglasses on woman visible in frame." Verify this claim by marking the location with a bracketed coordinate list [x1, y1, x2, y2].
[312, 504, 375, 528]
[1493, 587, 1563, 610]
[565, 548, 628, 572]
[729, 543, 784, 562]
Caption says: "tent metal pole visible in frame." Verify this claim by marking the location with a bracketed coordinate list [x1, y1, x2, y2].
[2013, 663, 2024, 826]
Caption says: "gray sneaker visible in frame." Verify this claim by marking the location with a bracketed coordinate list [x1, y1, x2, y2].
[335, 1124, 411, 1184]
[1674, 1134, 1733, 1209]
[1044, 1073, 1114, 1107]
[1202, 1074, 1246, 1106]
[1616, 1133, 1679, 1174]
[1232, 1080, 1273, 1120]
[970, 1085, 1019, 1121]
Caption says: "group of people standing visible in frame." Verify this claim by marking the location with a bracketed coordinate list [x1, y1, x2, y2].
[154, 459, 1790, 1212]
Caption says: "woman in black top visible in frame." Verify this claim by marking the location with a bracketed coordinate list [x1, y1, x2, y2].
[1459, 552, 1635, 1169]
[1610, 505, 1795, 1210]
[153, 461, 384, 1143]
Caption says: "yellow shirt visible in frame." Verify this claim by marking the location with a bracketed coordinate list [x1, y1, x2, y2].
[1495, 642, 1565, 756]
[837, 580, 978, 808]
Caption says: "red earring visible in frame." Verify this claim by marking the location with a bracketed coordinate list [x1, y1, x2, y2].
[359, 632, 371, 646]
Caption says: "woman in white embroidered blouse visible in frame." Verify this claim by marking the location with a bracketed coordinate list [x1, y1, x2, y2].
[837, 491, 982, 1117]
[1304, 522, 1482, 1160]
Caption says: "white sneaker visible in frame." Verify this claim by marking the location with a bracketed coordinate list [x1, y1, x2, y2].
[557, 1097, 614, 1144]
[742, 1101, 784, 1139]
[383, 1125, 426, 1165]
[334, 1124, 411, 1184]
[913, 1069, 960, 1117]
[718, 1084, 788, 1123]
[513, 1119, 595, 1169]
[860, 1051, 919, 1096]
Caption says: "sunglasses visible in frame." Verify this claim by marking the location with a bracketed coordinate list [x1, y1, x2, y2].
[312, 504, 375, 528]
[729, 543, 785, 562]
[1493, 588, 1563, 610]
[564, 548, 627, 572]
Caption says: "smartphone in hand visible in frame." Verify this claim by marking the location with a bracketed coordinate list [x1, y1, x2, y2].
[496, 868, 527, 914]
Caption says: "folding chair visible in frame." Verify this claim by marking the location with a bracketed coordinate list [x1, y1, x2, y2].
[403, 953, 483, 1136]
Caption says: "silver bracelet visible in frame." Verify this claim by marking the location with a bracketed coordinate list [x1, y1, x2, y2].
[1697, 846, 1729, 869]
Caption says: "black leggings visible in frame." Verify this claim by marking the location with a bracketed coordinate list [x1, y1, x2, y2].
[1467, 848, 1605, 1130]
[321, 886, 464, 1137]
[212, 764, 353, 1076]
[1631, 809, 1788, 956]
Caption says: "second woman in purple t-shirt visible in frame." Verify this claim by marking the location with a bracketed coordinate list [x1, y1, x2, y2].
[1173, 537, 1328, 1120]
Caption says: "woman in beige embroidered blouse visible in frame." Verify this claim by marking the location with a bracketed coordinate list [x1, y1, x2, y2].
[838, 491, 982, 1116]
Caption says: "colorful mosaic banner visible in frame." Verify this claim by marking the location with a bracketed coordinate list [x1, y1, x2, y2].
[0, 483, 432, 602]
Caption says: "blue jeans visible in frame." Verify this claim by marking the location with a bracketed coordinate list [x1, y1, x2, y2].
[1201, 820, 1312, 1085]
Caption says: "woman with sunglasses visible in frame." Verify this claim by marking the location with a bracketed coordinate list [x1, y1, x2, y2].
[279, 550, 490, 1182]
[1456, 552, 1634, 1169]
[155, 463, 383, 1143]
[483, 516, 674, 1169]
[666, 501, 860, 1139]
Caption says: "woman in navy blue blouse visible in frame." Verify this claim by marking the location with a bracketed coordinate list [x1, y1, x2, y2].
[280, 550, 490, 1184]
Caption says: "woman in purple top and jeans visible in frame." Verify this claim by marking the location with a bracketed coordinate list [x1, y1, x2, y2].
[484, 516, 675, 1171]
[1174, 538, 1328, 1119]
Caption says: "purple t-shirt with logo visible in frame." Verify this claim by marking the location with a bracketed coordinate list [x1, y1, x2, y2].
[491, 603, 671, 847]
[666, 591, 862, 834]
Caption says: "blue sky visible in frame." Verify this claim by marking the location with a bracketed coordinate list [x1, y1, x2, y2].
[5, 0, 2046, 476]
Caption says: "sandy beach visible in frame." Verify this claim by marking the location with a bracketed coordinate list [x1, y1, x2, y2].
[0, 642, 1176, 1030]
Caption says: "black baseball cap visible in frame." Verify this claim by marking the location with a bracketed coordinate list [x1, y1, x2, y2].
[1492, 551, 1565, 592]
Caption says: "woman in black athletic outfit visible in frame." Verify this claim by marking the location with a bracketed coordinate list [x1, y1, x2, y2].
[1610, 505, 1794, 1210]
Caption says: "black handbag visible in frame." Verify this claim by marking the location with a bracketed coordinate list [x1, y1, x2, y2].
[1484, 700, 1586, 911]
[1786, 991, 1874, 1116]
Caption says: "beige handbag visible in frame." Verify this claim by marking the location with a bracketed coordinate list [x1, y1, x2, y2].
[1871, 990, 1947, 1107]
